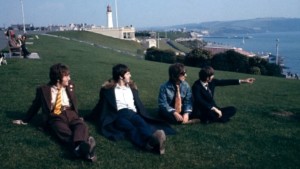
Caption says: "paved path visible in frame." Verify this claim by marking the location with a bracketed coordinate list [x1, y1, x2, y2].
[0, 32, 7, 50]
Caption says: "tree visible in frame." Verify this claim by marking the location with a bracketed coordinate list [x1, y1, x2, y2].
[145, 47, 177, 64]
[145, 47, 157, 61]
[178, 39, 206, 49]
[250, 66, 261, 75]
[249, 56, 282, 76]
[211, 50, 249, 73]
[185, 48, 212, 67]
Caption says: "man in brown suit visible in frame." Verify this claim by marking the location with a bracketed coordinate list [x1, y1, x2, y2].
[13, 63, 97, 162]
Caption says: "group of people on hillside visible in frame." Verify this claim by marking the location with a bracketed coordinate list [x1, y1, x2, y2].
[12, 63, 255, 162]
[5, 29, 31, 58]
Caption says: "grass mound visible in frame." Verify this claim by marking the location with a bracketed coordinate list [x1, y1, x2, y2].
[0, 31, 299, 169]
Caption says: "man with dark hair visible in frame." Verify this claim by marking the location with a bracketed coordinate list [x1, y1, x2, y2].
[13, 63, 97, 162]
[90, 64, 175, 155]
[158, 63, 197, 124]
[192, 66, 255, 123]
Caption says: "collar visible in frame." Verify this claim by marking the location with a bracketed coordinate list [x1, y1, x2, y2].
[200, 81, 208, 88]
[51, 85, 66, 90]
[167, 80, 183, 87]
[116, 83, 129, 89]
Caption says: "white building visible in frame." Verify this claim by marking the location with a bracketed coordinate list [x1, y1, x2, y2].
[141, 38, 157, 48]
[87, 4, 136, 41]
[89, 26, 136, 40]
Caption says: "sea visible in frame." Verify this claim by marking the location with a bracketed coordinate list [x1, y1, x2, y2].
[203, 31, 300, 75]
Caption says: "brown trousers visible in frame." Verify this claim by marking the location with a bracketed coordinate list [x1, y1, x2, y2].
[47, 109, 89, 147]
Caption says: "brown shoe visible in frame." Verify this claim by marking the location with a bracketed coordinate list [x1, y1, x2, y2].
[87, 136, 97, 162]
[152, 130, 166, 155]
[183, 119, 201, 124]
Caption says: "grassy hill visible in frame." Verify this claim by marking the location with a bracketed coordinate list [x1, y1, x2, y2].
[49, 31, 144, 55]
[0, 31, 300, 169]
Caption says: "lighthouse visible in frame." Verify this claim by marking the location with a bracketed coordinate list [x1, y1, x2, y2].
[107, 5, 113, 28]
[89, 3, 135, 40]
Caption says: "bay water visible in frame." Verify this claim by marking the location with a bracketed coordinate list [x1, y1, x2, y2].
[203, 31, 300, 75]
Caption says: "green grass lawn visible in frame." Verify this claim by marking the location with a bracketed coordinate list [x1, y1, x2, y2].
[1, 32, 300, 169]
[49, 31, 144, 55]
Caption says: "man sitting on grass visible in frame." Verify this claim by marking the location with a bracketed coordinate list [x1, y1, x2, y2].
[192, 66, 255, 123]
[158, 63, 200, 124]
[89, 64, 175, 155]
[13, 63, 97, 162]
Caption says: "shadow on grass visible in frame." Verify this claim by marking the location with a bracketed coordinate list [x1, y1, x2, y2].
[270, 110, 300, 122]
[146, 108, 160, 118]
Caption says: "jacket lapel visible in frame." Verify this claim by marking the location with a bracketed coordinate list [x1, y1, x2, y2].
[66, 83, 78, 112]
[104, 88, 117, 110]
[41, 85, 52, 111]
[200, 82, 213, 99]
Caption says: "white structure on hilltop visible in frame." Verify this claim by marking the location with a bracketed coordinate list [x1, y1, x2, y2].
[107, 5, 113, 28]
[87, 4, 136, 40]
[142, 39, 157, 48]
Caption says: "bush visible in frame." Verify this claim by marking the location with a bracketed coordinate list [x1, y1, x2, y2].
[145, 47, 176, 64]
[185, 48, 212, 67]
[211, 50, 249, 73]
[250, 66, 261, 75]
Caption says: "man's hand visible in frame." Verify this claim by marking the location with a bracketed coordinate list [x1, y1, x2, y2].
[215, 109, 222, 118]
[12, 120, 28, 125]
[211, 107, 222, 118]
[182, 113, 189, 124]
[173, 112, 183, 122]
[241, 78, 255, 84]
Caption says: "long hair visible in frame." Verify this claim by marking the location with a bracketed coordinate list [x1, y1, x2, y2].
[49, 63, 70, 85]
[168, 63, 185, 83]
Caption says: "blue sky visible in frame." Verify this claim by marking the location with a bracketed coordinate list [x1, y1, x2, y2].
[1, 0, 300, 28]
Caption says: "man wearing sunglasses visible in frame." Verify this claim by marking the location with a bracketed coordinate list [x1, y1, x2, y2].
[158, 63, 198, 124]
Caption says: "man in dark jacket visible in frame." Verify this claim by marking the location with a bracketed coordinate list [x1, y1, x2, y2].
[90, 64, 175, 155]
[13, 63, 97, 162]
[192, 66, 255, 123]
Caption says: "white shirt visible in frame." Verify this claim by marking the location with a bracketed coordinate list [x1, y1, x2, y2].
[51, 86, 71, 110]
[200, 81, 209, 90]
[114, 84, 137, 112]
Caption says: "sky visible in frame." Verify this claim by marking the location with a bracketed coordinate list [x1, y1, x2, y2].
[1, 0, 300, 28]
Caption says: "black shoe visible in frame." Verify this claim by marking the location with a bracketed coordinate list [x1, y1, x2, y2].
[218, 117, 230, 123]
[74, 136, 97, 162]
[73, 142, 88, 157]
[79, 142, 90, 157]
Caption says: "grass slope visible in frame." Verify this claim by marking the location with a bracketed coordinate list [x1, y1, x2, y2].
[0, 32, 300, 169]
[50, 31, 144, 54]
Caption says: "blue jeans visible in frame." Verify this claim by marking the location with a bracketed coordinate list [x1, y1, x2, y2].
[115, 109, 154, 148]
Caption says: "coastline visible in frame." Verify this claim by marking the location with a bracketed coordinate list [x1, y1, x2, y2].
[203, 31, 300, 76]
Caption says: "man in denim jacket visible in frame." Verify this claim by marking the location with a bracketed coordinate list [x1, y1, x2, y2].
[158, 63, 197, 124]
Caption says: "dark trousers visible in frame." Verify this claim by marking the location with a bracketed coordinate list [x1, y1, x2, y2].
[160, 110, 182, 124]
[203, 106, 236, 123]
[115, 109, 154, 148]
[48, 110, 89, 148]
[21, 44, 30, 57]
